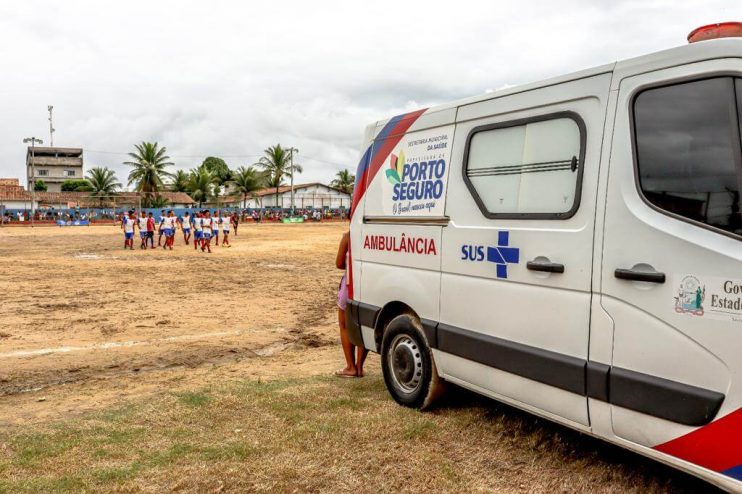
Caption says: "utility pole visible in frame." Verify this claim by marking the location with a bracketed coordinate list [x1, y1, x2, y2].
[288, 147, 298, 216]
[23, 137, 44, 227]
[48, 106, 55, 147]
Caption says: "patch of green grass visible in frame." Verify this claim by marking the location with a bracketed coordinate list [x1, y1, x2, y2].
[146, 443, 195, 467]
[200, 442, 258, 461]
[440, 460, 461, 485]
[347, 375, 387, 396]
[326, 396, 366, 411]
[12, 432, 80, 468]
[176, 391, 211, 408]
[91, 448, 111, 460]
[97, 404, 137, 423]
[308, 421, 341, 435]
[0, 474, 87, 493]
[89, 426, 146, 446]
[166, 427, 197, 441]
[402, 416, 437, 440]
[92, 461, 142, 482]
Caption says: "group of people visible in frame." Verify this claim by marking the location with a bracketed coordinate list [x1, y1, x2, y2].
[122, 209, 362, 376]
[120, 210, 239, 253]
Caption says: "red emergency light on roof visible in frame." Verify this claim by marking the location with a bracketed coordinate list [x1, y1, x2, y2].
[687, 22, 742, 43]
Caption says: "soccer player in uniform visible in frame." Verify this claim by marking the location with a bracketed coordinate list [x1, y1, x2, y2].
[211, 210, 220, 246]
[147, 212, 156, 248]
[121, 211, 135, 250]
[221, 211, 231, 247]
[161, 210, 176, 250]
[137, 211, 149, 250]
[179, 211, 192, 245]
[193, 211, 203, 250]
[200, 210, 213, 253]
[157, 209, 166, 247]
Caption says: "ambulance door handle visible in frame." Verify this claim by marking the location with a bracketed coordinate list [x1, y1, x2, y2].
[614, 268, 665, 284]
[526, 260, 564, 273]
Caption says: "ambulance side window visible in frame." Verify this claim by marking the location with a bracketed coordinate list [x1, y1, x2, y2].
[463, 113, 586, 219]
[633, 77, 742, 238]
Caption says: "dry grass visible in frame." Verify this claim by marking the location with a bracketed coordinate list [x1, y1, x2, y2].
[0, 375, 717, 493]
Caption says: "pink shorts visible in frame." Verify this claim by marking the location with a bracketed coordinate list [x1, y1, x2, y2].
[337, 275, 348, 311]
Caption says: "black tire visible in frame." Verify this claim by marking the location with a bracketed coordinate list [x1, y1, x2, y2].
[380, 314, 445, 410]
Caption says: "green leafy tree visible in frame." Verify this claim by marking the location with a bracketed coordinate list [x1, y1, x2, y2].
[61, 179, 93, 192]
[86, 167, 121, 206]
[232, 165, 265, 208]
[188, 167, 214, 207]
[255, 145, 301, 208]
[200, 157, 233, 206]
[201, 156, 232, 185]
[330, 169, 355, 196]
[169, 169, 191, 193]
[124, 142, 173, 202]
[33, 180, 47, 192]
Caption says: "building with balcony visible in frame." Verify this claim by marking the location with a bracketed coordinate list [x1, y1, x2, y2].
[26, 146, 84, 192]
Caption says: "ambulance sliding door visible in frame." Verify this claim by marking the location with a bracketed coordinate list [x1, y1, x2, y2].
[437, 74, 612, 427]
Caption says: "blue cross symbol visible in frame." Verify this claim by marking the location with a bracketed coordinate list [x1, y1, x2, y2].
[486, 231, 520, 279]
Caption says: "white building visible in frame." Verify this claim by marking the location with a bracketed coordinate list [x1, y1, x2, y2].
[218, 183, 351, 209]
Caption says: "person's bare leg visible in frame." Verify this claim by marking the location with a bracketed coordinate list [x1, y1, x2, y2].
[337, 309, 356, 376]
[356, 346, 368, 377]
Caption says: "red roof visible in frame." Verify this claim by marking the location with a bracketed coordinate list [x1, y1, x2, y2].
[0, 186, 195, 206]
[0, 181, 31, 202]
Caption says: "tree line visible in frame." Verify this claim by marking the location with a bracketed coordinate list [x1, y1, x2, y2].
[35, 141, 356, 208]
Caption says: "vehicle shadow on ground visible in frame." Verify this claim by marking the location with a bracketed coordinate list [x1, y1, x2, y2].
[436, 384, 722, 493]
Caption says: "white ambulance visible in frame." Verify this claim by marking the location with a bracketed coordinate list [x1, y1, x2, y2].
[345, 23, 742, 491]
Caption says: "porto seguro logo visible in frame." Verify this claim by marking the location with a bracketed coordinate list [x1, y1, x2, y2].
[385, 150, 446, 214]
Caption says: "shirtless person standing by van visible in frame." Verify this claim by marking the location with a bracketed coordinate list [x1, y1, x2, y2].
[336, 230, 367, 377]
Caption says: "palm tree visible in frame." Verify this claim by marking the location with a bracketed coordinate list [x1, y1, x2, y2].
[169, 169, 190, 193]
[331, 169, 355, 196]
[86, 167, 122, 207]
[232, 165, 264, 208]
[255, 144, 297, 208]
[188, 167, 214, 207]
[124, 142, 174, 202]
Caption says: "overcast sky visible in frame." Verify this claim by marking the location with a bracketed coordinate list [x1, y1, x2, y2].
[1, 0, 740, 189]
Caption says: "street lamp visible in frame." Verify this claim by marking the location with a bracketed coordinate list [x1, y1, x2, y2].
[288, 147, 299, 216]
[23, 137, 43, 227]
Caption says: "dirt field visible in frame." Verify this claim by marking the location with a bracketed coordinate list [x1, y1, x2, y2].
[0, 224, 718, 492]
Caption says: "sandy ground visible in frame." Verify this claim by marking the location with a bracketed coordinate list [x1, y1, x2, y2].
[0, 223, 348, 425]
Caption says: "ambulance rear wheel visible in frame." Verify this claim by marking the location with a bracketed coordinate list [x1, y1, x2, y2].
[381, 314, 444, 410]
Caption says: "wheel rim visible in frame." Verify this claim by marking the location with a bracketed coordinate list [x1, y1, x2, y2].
[387, 334, 423, 394]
